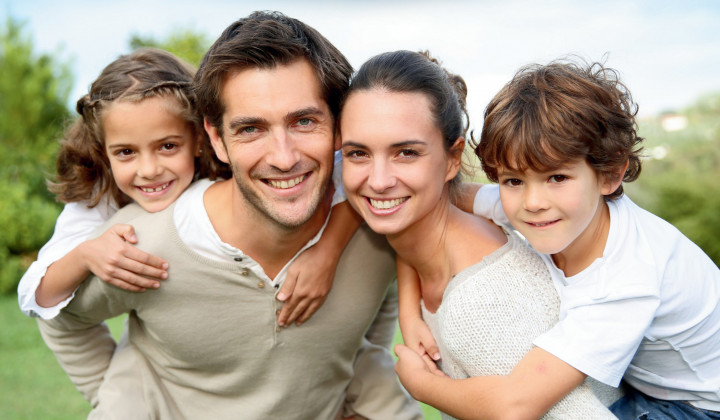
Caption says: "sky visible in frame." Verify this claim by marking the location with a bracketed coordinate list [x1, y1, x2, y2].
[3, 0, 720, 127]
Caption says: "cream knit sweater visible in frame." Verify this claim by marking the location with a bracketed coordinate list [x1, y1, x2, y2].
[422, 231, 621, 419]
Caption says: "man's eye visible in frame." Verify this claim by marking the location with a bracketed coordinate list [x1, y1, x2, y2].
[242, 126, 257, 134]
[297, 118, 311, 126]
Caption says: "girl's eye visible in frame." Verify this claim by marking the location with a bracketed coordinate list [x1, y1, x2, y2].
[549, 175, 567, 183]
[117, 149, 134, 157]
[161, 143, 177, 151]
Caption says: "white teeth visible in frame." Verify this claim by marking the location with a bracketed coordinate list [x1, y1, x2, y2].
[369, 197, 407, 210]
[140, 183, 169, 193]
[268, 175, 305, 189]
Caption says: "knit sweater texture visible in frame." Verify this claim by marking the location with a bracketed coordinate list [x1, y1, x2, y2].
[422, 231, 620, 419]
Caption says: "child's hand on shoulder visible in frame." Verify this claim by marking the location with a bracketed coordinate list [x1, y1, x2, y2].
[80, 224, 168, 292]
[276, 243, 334, 326]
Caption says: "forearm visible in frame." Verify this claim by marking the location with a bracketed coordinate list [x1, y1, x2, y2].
[453, 182, 484, 214]
[399, 347, 586, 420]
[396, 258, 422, 334]
[321, 201, 363, 255]
[35, 244, 91, 308]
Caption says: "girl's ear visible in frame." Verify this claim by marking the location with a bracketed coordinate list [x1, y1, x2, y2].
[445, 137, 465, 182]
[205, 118, 230, 164]
[601, 159, 630, 195]
[194, 134, 203, 157]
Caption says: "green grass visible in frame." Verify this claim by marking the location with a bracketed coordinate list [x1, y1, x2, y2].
[1, 293, 440, 419]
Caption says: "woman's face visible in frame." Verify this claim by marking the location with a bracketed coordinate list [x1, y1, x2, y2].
[340, 88, 462, 236]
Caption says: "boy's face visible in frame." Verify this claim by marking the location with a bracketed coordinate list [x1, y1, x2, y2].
[497, 159, 617, 267]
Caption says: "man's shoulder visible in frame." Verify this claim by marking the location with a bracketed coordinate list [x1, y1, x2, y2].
[93, 203, 175, 239]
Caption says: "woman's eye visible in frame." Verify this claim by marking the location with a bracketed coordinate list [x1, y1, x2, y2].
[344, 149, 368, 159]
[398, 149, 419, 158]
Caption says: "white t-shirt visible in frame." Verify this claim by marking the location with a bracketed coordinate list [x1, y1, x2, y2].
[474, 186, 720, 411]
[18, 153, 346, 318]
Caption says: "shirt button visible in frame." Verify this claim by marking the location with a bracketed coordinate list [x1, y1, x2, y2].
[276, 326, 282, 332]
[257, 281, 265, 288]
[276, 309, 281, 316]
[240, 269, 249, 276]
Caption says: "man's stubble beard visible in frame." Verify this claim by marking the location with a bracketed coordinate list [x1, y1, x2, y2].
[229, 161, 331, 232]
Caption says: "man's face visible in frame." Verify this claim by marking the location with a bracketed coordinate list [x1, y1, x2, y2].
[206, 59, 335, 230]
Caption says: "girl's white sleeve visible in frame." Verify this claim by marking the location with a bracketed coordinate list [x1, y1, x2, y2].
[17, 200, 116, 319]
[473, 184, 510, 226]
[331, 150, 346, 207]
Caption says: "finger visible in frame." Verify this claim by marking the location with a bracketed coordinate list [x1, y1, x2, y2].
[111, 269, 162, 289]
[421, 353, 441, 374]
[394, 343, 410, 358]
[276, 274, 297, 302]
[124, 247, 168, 271]
[295, 299, 324, 325]
[118, 257, 168, 281]
[104, 277, 146, 293]
[425, 343, 441, 361]
[277, 297, 299, 326]
[113, 224, 138, 244]
[286, 298, 311, 326]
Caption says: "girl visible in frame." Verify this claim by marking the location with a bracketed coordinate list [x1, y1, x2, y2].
[18, 47, 359, 328]
[340, 50, 616, 419]
[399, 60, 720, 419]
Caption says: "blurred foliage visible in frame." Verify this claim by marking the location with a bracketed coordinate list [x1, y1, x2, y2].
[626, 91, 720, 266]
[0, 17, 72, 293]
[129, 27, 211, 67]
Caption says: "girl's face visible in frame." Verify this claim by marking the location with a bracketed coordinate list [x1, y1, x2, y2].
[340, 88, 461, 237]
[103, 96, 199, 213]
[497, 159, 616, 264]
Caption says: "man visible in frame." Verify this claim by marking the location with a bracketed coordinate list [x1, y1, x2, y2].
[38, 11, 422, 420]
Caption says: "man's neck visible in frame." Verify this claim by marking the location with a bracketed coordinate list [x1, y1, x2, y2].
[203, 179, 332, 278]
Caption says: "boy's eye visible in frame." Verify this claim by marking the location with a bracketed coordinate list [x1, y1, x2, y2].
[503, 178, 523, 187]
[549, 175, 567, 183]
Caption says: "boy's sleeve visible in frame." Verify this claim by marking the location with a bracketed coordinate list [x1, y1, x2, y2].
[473, 184, 510, 226]
[18, 200, 115, 319]
[331, 150, 347, 207]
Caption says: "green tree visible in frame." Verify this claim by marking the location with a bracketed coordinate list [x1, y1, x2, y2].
[129, 27, 210, 67]
[628, 92, 720, 266]
[0, 17, 73, 293]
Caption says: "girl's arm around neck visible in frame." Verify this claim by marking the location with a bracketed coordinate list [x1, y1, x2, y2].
[277, 200, 363, 326]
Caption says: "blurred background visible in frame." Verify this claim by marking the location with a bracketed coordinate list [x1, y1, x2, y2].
[1, 1, 719, 418]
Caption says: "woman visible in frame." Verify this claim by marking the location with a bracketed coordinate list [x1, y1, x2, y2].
[340, 50, 618, 419]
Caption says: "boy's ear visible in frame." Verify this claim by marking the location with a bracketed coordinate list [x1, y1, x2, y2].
[601, 159, 630, 195]
[204, 118, 229, 164]
[445, 137, 465, 182]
